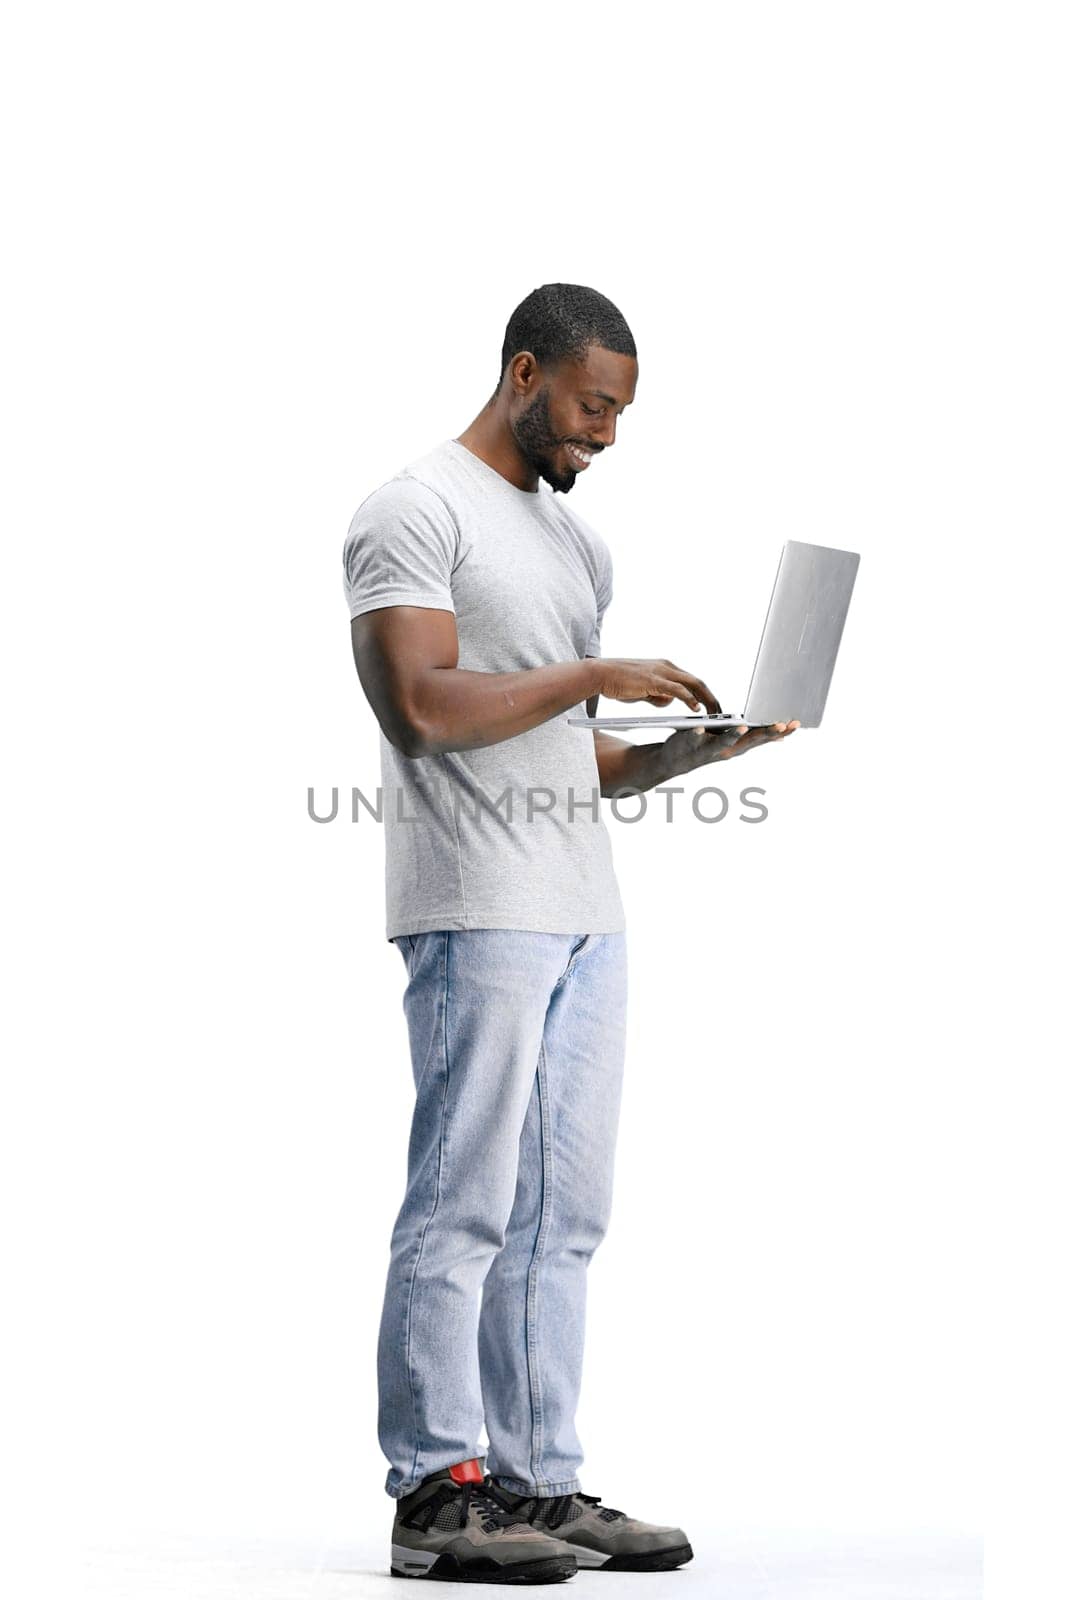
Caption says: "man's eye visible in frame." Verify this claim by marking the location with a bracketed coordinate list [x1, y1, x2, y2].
[580, 402, 604, 415]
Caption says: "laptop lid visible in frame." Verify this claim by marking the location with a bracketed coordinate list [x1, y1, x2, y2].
[743, 540, 860, 727]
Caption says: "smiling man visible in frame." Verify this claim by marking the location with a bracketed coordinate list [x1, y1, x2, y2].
[342, 284, 796, 1584]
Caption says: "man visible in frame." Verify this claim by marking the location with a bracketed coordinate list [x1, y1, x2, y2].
[342, 284, 798, 1584]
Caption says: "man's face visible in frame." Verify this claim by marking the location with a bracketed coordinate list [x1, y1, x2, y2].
[511, 345, 638, 493]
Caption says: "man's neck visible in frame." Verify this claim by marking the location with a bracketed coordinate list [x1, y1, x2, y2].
[455, 405, 539, 493]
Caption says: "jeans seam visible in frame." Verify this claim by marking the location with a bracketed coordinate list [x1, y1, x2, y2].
[523, 1038, 554, 1488]
[403, 930, 451, 1488]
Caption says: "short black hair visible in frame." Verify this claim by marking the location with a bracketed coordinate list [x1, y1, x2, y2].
[495, 283, 636, 393]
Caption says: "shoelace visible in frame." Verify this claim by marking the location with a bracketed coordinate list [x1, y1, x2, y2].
[487, 1485, 626, 1532]
[402, 1480, 528, 1534]
[463, 1482, 529, 1531]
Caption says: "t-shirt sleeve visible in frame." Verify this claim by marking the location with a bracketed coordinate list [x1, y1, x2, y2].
[342, 477, 458, 621]
[584, 541, 613, 659]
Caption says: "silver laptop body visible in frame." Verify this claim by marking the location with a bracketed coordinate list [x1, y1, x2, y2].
[567, 539, 860, 731]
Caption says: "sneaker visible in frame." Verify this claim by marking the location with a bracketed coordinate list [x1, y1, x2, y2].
[486, 1482, 694, 1573]
[391, 1459, 579, 1583]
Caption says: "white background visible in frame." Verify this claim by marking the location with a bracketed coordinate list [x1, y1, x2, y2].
[4, 4, 1064, 1597]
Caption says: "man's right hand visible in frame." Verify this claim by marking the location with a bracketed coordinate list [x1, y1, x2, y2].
[596, 658, 720, 715]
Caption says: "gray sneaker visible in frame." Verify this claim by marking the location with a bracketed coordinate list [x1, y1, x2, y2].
[391, 1460, 578, 1583]
[486, 1483, 694, 1573]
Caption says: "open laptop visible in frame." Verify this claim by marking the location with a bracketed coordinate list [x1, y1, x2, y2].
[568, 539, 860, 731]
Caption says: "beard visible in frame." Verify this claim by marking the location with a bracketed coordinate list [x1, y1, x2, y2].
[511, 387, 578, 494]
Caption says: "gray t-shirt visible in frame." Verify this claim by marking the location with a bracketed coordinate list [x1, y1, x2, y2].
[342, 437, 626, 942]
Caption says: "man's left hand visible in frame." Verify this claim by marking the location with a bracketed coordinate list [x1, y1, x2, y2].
[661, 719, 801, 776]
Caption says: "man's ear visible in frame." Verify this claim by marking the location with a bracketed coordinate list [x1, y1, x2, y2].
[509, 351, 538, 398]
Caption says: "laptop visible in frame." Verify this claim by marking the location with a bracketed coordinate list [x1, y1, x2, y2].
[568, 539, 860, 731]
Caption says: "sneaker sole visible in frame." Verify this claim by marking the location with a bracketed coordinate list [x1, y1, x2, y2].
[591, 1542, 694, 1571]
[390, 1545, 577, 1583]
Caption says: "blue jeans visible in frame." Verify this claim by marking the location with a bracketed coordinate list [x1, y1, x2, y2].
[378, 929, 628, 1498]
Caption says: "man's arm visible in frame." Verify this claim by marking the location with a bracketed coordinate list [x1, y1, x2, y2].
[591, 729, 674, 797]
[350, 608, 715, 758]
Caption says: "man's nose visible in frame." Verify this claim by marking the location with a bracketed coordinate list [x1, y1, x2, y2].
[592, 414, 617, 449]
